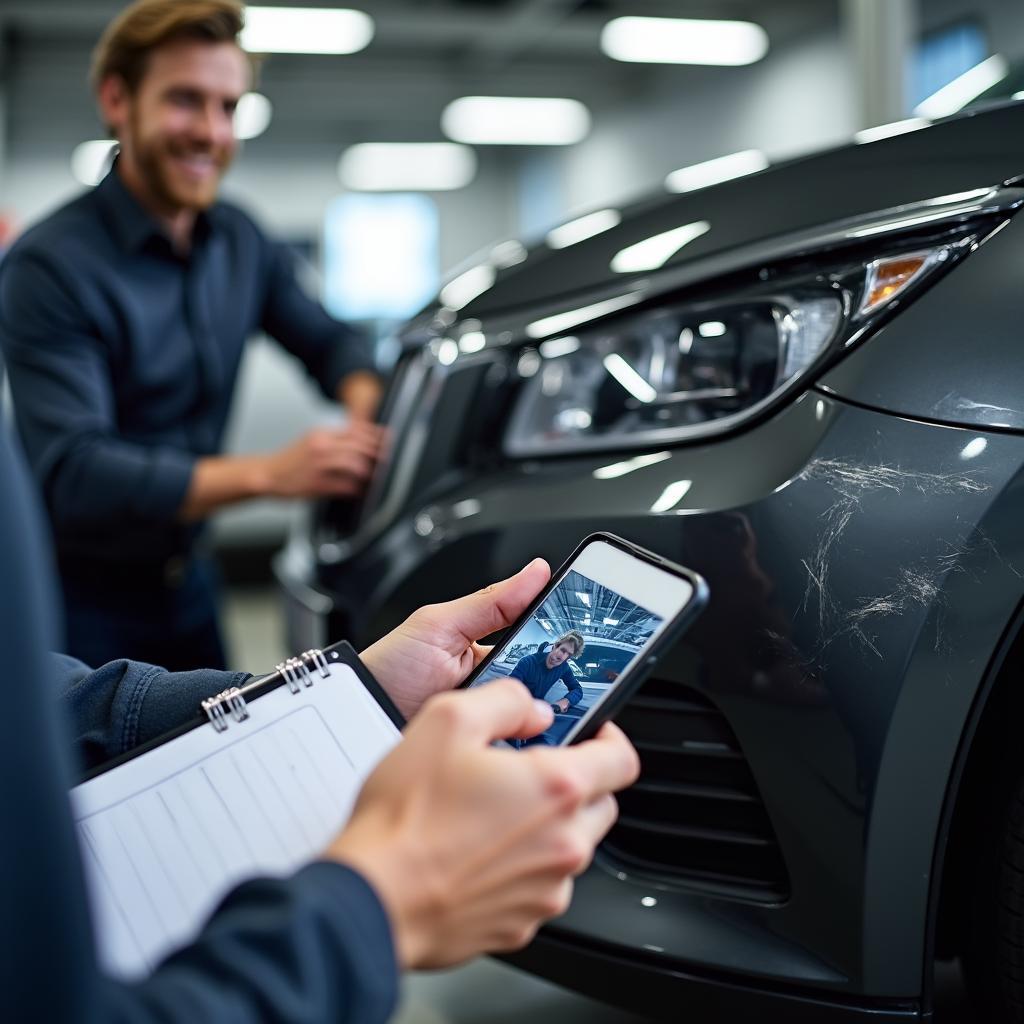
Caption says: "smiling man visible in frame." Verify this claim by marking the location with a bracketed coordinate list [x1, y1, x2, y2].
[510, 630, 586, 713]
[0, 0, 384, 671]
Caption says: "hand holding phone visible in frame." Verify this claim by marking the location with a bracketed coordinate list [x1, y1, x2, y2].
[461, 533, 708, 747]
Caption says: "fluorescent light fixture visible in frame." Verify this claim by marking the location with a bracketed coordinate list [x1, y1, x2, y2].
[539, 336, 581, 359]
[547, 208, 622, 249]
[913, 54, 1008, 119]
[611, 220, 710, 274]
[592, 452, 672, 480]
[241, 6, 374, 54]
[526, 292, 643, 339]
[442, 96, 590, 146]
[440, 264, 496, 311]
[234, 92, 272, 140]
[698, 321, 727, 338]
[854, 117, 930, 144]
[339, 143, 476, 192]
[452, 498, 482, 518]
[1014, 91, 1024, 101]
[458, 331, 486, 353]
[602, 16, 768, 66]
[603, 618, 620, 626]
[603, 354, 657, 404]
[539, 619, 553, 632]
[576, 592, 591, 607]
[71, 139, 117, 186]
[679, 327, 694, 354]
[651, 480, 693, 513]
[665, 150, 767, 193]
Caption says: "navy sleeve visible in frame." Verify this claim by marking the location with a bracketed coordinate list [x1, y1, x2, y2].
[561, 667, 584, 707]
[1, 424, 399, 1024]
[53, 652, 251, 771]
[259, 241, 375, 400]
[0, 252, 195, 534]
[509, 656, 532, 683]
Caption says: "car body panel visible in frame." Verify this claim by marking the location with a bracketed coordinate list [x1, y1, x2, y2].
[820, 209, 1024, 431]
[276, 101, 1024, 1019]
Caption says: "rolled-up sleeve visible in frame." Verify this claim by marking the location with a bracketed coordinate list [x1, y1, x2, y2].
[259, 241, 375, 398]
[0, 253, 195, 535]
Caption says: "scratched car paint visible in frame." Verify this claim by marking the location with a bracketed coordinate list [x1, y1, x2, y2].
[277, 99, 1024, 1022]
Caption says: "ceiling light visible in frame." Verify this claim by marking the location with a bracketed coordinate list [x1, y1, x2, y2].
[71, 139, 117, 186]
[913, 54, 1008, 119]
[339, 143, 476, 192]
[442, 96, 591, 146]
[576, 592, 591, 607]
[234, 92, 273, 140]
[458, 331, 486, 353]
[241, 6, 374, 54]
[610, 221, 710, 274]
[1014, 91, 1024, 101]
[853, 117, 930, 144]
[547, 208, 622, 249]
[665, 150, 767, 193]
[604, 618, 620, 626]
[436, 338, 459, 366]
[602, 16, 768, 66]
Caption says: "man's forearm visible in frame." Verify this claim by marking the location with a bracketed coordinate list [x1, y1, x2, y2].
[179, 454, 273, 521]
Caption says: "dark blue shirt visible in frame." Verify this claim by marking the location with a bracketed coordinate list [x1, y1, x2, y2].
[0, 422, 397, 1023]
[0, 167, 372, 567]
[509, 651, 584, 706]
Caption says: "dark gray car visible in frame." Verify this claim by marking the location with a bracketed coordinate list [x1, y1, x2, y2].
[277, 98, 1024, 1022]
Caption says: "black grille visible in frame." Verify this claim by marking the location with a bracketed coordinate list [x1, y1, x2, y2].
[604, 678, 789, 902]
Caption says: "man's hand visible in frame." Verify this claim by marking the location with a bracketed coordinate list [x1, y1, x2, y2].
[261, 421, 384, 499]
[360, 559, 551, 719]
[326, 679, 641, 969]
[337, 370, 383, 422]
[554, 698, 570, 713]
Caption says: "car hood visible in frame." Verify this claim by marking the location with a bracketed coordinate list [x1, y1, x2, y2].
[418, 101, 1024, 327]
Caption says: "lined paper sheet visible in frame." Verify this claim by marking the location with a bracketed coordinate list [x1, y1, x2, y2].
[70, 658, 401, 979]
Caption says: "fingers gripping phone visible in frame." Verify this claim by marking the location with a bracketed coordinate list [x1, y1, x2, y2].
[461, 533, 708, 747]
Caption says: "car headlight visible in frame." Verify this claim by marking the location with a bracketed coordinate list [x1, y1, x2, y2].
[503, 242, 962, 457]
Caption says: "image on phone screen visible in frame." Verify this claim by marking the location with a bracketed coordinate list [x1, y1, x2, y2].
[465, 537, 698, 747]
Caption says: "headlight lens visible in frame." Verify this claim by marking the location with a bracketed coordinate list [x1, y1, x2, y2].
[505, 291, 844, 456]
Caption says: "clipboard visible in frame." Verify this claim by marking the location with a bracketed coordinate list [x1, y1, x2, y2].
[70, 641, 404, 979]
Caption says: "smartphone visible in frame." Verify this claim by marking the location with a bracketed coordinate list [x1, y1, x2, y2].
[460, 532, 708, 747]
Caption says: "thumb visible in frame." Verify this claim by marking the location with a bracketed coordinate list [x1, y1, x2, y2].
[444, 558, 551, 647]
[440, 678, 554, 742]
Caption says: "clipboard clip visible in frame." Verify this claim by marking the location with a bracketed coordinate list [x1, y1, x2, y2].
[201, 687, 250, 733]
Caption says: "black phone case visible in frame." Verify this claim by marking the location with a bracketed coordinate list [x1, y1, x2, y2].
[459, 531, 709, 746]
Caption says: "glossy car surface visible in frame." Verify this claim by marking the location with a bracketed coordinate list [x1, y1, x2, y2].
[277, 99, 1024, 1021]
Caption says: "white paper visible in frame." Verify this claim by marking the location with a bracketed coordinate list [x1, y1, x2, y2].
[70, 656, 401, 979]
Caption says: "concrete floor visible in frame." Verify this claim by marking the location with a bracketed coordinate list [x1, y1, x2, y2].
[221, 586, 979, 1024]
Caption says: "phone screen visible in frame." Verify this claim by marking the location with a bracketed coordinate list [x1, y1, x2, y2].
[465, 537, 697, 746]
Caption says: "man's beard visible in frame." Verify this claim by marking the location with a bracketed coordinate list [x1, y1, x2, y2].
[132, 118, 230, 212]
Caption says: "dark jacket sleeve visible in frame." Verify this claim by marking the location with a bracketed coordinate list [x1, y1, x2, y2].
[259, 240, 375, 400]
[0, 251, 195, 535]
[53, 652, 251, 772]
[509, 656, 532, 683]
[561, 667, 584, 707]
[0, 426, 399, 1024]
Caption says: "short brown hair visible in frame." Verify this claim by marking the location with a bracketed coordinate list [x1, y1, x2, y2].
[554, 630, 586, 657]
[90, 0, 245, 93]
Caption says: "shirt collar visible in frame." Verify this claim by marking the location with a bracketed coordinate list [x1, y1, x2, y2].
[95, 163, 217, 255]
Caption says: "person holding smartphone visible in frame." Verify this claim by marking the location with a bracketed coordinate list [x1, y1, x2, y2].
[511, 630, 586, 714]
[0, 416, 640, 1024]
